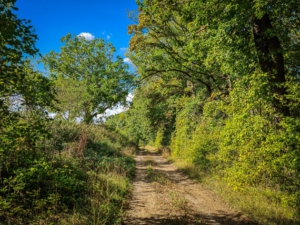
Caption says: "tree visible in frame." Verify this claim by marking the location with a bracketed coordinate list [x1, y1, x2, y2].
[129, 0, 300, 116]
[126, 1, 300, 219]
[0, 0, 54, 121]
[0, 0, 38, 99]
[43, 34, 135, 124]
[128, 0, 228, 99]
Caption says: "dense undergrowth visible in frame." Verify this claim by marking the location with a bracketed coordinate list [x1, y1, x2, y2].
[0, 118, 135, 225]
[107, 69, 300, 225]
[2, 0, 300, 224]
[105, 0, 300, 224]
[164, 75, 300, 224]
[1, 1, 136, 224]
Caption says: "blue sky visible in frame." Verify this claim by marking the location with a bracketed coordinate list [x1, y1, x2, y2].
[15, 0, 138, 117]
[15, 0, 138, 58]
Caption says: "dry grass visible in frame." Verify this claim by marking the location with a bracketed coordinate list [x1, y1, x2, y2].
[145, 156, 155, 166]
[146, 165, 171, 186]
[169, 156, 299, 225]
[205, 177, 298, 225]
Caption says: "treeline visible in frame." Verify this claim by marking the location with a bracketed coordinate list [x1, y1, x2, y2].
[107, 0, 300, 223]
[0, 1, 135, 224]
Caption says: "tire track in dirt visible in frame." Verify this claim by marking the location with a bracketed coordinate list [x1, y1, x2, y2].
[123, 147, 256, 225]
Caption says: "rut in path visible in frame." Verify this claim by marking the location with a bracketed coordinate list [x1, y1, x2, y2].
[123, 147, 256, 225]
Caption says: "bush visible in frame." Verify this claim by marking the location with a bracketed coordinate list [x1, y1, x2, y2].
[0, 119, 135, 224]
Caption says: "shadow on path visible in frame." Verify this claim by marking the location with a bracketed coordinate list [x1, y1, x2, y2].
[123, 148, 258, 225]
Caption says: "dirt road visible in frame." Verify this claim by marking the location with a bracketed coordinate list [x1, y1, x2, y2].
[123, 147, 255, 225]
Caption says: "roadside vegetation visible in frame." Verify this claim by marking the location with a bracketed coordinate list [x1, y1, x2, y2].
[2, 0, 300, 224]
[1, 121, 135, 224]
[0, 1, 135, 224]
[107, 0, 300, 224]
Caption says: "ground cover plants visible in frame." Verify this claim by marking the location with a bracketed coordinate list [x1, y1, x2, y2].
[108, 0, 300, 223]
[0, 120, 136, 225]
[0, 2, 135, 224]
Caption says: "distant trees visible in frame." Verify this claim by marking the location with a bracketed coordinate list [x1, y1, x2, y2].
[117, 0, 300, 221]
[43, 34, 135, 124]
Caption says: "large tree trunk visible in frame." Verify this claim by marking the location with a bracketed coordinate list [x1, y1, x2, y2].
[253, 13, 290, 116]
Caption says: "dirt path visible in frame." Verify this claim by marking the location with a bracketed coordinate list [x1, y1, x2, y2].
[123, 147, 256, 225]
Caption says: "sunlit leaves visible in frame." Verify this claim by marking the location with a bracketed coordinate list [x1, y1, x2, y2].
[0, 0, 38, 98]
[43, 34, 135, 124]
[126, 0, 300, 216]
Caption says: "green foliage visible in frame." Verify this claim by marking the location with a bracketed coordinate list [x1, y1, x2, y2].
[170, 96, 219, 171]
[165, 73, 300, 221]
[215, 74, 297, 190]
[0, 120, 135, 224]
[154, 127, 164, 148]
[0, 157, 86, 223]
[43, 34, 135, 124]
[0, 7, 58, 221]
[0, 0, 38, 98]
[126, 0, 300, 223]
[106, 87, 156, 146]
[0, 3, 135, 223]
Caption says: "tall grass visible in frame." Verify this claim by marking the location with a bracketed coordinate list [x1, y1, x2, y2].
[0, 121, 136, 225]
[168, 155, 299, 225]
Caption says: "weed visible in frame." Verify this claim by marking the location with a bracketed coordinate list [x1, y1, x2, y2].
[146, 165, 170, 185]
[171, 157, 300, 225]
[169, 191, 189, 216]
[0, 122, 135, 225]
[205, 178, 299, 225]
[145, 157, 155, 166]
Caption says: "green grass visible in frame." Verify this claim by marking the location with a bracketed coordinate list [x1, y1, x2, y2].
[0, 122, 136, 225]
[169, 157, 300, 225]
[205, 177, 298, 225]
[146, 165, 170, 185]
[145, 156, 155, 166]
[169, 191, 189, 214]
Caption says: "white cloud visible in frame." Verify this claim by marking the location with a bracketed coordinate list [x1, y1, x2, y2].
[77, 32, 95, 41]
[123, 57, 132, 64]
[123, 58, 136, 69]
[105, 106, 127, 116]
[120, 47, 128, 52]
[106, 35, 111, 39]
[126, 92, 134, 102]
[48, 112, 56, 119]
[96, 93, 134, 119]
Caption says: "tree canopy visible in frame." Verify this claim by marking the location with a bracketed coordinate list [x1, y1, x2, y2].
[1, 0, 300, 223]
[0, 0, 41, 111]
[0, 2, 135, 224]
[106, 0, 300, 221]
[43, 34, 135, 123]
[128, 0, 300, 114]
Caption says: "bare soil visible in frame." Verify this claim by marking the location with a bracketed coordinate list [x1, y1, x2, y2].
[123, 147, 257, 225]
